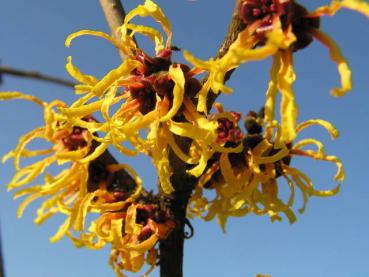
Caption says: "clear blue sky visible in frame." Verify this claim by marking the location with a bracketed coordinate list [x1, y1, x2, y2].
[1, 1, 369, 276]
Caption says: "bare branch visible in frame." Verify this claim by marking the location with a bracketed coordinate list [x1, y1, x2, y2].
[160, 2, 245, 277]
[99, 0, 128, 59]
[0, 66, 76, 88]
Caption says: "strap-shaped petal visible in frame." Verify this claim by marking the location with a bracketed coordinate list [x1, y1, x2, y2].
[278, 50, 297, 142]
[296, 119, 339, 139]
[123, 0, 172, 51]
[160, 65, 185, 122]
[312, 30, 351, 97]
[65, 30, 129, 55]
[66, 56, 98, 86]
[0, 91, 46, 106]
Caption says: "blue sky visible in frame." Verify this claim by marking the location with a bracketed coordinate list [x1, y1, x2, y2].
[0, 1, 369, 277]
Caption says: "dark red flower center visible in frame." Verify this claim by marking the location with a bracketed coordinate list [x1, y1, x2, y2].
[61, 126, 88, 151]
[216, 112, 243, 144]
[240, 0, 290, 30]
[240, 0, 321, 51]
[129, 79, 157, 115]
[129, 50, 202, 116]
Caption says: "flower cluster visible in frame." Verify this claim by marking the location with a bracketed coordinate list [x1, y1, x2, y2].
[189, 105, 343, 230]
[70, 201, 174, 276]
[186, 0, 369, 140]
[1, 0, 368, 276]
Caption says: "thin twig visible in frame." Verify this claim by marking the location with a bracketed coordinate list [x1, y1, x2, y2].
[99, 0, 128, 59]
[0, 66, 76, 88]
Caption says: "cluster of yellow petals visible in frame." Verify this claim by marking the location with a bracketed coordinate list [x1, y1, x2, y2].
[1, 91, 167, 275]
[185, 0, 369, 142]
[0, 92, 143, 243]
[62, 2, 181, 193]
[189, 117, 344, 231]
[69, 203, 174, 276]
[60, 0, 244, 195]
[177, 0, 369, 230]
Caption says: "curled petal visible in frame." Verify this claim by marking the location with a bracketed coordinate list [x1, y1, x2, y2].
[309, 0, 369, 18]
[340, 0, 369, 17]
[125, 24, 164, 54]
[4, 127, 45, 169]
[123, 0, 172, 50]
[49, 216, 73, 243]
[66, 56, 98, 86]
[157, 147, 174, 194]
[65, 30, 129, 54]
[293, 139, 325, 158]
[219, 153, 240, 189]
[253, 144, 289, 164]
[149, 125, 174, 194]
[296, 119, 339, 139]
[186, 143, 214, 177]
[16, 193, 42, 218]
[312, 30, 351, 97]
[163, 127, 199, 165]
[0, 92, 46, 107]
[184, 26, 295, 113]
[74, 193, 96, 231]
[125, 204, 142, 236]
[7, 157, 56, 190]
[91, 60, 141, 97]
[55, 147, 90, 161]
[321, 155, 345, 182]
[126, 233, 158, 252]
[160, 65, 185, 122]
[79, 142, 109, 163]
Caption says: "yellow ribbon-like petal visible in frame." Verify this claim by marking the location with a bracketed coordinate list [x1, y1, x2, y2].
[0, 92, 46, 107]
[160, 65, 185, 122]
[312, 29, 351, 97]
[65, 56, 98, 86]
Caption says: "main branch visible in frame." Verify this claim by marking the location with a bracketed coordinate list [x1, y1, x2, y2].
[160, 1, 244, 276]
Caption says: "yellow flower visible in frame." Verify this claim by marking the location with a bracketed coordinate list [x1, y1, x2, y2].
[61, 0, 248, 194]
[189, 109, 343, 231]
[0, 94, 90, 238]
[1, 92, 142, 242]
[260, 0, 368, 141]
[183, 23, 295, 114]
[69, 202, 174, 276]
[185, 0, 368, 142]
